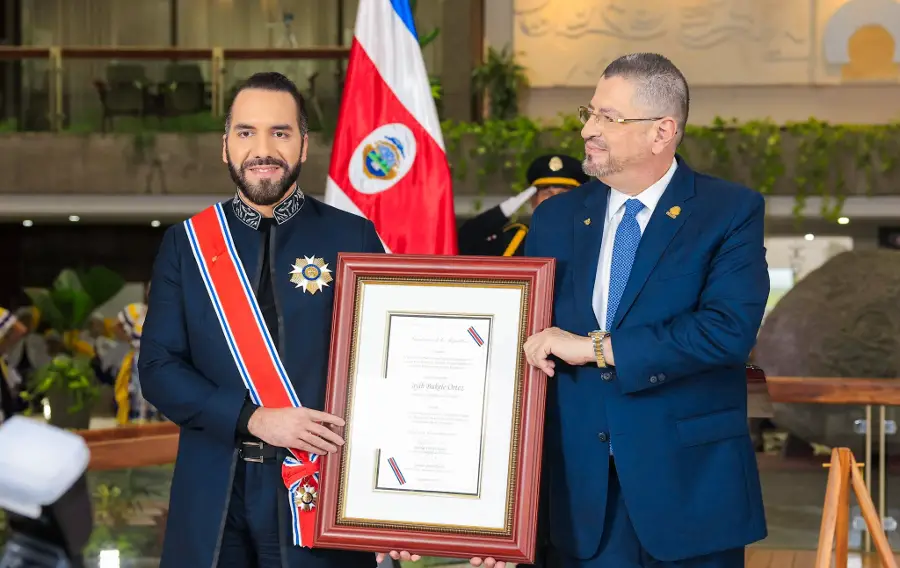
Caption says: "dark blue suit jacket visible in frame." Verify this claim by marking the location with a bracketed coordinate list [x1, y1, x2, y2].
[139, 193, 383, 568]
[524, 156, 769, 562]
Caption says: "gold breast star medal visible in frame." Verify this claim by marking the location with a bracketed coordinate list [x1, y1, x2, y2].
[666, 206, 681, 219]
[294, 484, 318, 511]
[290, 256, 333, 294]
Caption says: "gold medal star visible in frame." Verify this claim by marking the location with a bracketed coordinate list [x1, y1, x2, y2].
[290, 256, 333, 294]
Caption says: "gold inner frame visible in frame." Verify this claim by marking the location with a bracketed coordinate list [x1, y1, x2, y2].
[335, 276, 531, 536]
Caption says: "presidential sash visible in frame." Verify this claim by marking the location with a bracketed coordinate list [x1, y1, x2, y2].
[184, 203, 319, 547]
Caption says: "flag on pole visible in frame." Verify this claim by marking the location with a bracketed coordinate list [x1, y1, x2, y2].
[323, 0, 457, 255]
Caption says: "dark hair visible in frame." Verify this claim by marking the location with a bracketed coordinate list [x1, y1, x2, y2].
[602, 53, 690, 144]
[225, 72, 309, 135]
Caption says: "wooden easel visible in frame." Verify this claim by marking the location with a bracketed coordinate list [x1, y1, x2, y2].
[816, 447, 897, 568]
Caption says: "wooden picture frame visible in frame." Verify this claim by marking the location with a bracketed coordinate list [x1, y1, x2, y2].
[314, 253, 556, 564]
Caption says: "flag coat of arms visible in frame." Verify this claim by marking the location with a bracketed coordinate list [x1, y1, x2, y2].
[324, 0, 457, 255]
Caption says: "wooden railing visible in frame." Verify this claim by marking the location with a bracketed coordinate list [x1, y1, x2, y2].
[78, 421, 178, 471]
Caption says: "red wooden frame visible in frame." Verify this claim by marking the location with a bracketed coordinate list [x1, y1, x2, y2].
[315, 253, 556, 564]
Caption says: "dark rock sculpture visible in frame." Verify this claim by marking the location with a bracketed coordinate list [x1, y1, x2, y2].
[754, 249, 900, 454]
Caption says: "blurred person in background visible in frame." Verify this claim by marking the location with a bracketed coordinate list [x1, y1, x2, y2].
[0, 306, 28, 423]
[458, 154, 588, 257]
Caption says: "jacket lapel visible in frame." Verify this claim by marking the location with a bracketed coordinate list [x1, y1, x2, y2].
[611, 159, 696, 329]
[573, 181, 610, 332]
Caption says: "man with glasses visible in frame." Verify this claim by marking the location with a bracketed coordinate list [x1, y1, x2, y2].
[514, 53, 769, 568]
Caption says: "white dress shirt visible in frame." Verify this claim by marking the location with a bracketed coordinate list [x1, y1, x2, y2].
[591, 158, 678, 328]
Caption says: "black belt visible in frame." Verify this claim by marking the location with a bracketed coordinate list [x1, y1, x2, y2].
[238, 439, 278, 463]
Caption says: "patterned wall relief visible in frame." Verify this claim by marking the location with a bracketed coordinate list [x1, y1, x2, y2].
[514, 0, 814, 87]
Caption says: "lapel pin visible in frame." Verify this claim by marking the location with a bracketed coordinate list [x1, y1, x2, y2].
[584, 218, 591, 226]
[666, 206, 681, 219]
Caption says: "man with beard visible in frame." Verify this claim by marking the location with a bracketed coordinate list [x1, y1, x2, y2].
[139, 72, 383, 568]
[519, 53, 768, 567]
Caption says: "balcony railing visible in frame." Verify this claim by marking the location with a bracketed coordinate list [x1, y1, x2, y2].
[0, 45, 349, 132]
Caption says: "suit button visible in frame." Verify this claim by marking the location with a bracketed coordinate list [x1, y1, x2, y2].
[598, 432, 608, 443]
[658, 373, 666, 382]
[601, 371, 613, 381]
[650, 375, 658, 383]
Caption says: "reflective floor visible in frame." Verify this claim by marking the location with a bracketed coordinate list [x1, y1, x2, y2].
[2, 431, 899, 567]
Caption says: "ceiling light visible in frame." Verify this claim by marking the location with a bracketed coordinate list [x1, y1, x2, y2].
[22, 219, 33, 227]
[150, 220, 161, 228]
[804, 233, 814, 241]
[68, 215, 80, 222]
[837, 217, 849, 225]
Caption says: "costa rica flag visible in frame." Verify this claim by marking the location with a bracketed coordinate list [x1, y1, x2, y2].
[323, 0, 458, 255]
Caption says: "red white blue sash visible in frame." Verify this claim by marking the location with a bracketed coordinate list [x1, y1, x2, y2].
[184, 203, 319, 547]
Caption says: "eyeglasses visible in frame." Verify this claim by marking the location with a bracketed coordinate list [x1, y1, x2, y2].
[578, 106, 663, 126]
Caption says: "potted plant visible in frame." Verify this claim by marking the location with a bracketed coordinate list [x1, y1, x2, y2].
[20, 267, 125, 429]
[472, 45, 529, 120]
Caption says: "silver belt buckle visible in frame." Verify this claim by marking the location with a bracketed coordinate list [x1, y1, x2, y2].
[240, 440, 265, 463]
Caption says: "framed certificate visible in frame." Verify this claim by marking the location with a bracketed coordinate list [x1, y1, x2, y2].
[314, 253, 556, 564]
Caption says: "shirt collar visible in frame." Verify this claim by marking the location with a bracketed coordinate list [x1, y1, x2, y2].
[607, 157, 678, 221]
[231, 186, 306, 230]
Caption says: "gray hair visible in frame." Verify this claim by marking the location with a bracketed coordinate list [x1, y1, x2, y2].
[602, 53, 689, 144]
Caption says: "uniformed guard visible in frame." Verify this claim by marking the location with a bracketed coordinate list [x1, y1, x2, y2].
[111, 294, 162, 424]
[458, 154, 588, 256]
[138, 72, 382, 568]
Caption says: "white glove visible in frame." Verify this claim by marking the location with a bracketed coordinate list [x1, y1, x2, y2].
[500, 186, 538, 218]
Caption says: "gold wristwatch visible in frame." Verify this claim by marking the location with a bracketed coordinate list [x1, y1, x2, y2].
[588, 331, 610, 368]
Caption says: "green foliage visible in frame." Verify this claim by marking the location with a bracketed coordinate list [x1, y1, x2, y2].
[472, 45, 529, 120]
[20, 266, 125, 419]
[441, 115, 900, 219]
[20, 354, 99, 414]
[83, 480, 157, 560]
[409, 0, 439, 47]
[24, 267, 125, 332]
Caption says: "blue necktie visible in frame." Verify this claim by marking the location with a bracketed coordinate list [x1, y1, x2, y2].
[606, 198, 645, 330]
[605, 198, 644, 455]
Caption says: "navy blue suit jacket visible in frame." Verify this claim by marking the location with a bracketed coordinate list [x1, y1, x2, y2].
[139, 193, 382, 568]
[524, 156, 769, 561]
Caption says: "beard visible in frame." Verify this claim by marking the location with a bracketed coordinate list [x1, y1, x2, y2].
[582, 143, 626, 179]
[227, 150, 303, 206]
